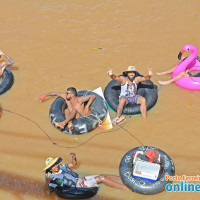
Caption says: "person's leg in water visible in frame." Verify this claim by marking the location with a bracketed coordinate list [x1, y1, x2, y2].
[112, 97, 126, 123]
[137, 96, 147, 119]
[94, 175, 129, 190]
[158, 71, 189, 85]
[156, 66, 176, 76]
[54, 108, 77, 129]
[0, 63, 7, 77]
[101, 174, 121, 180]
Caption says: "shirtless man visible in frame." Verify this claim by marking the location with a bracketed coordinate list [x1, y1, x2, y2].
[108, 66, 153, 121]
[39, 87, 96, 129]
[0, 50, 14, 77]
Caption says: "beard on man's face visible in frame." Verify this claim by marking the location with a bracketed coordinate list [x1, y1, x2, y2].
[127, 75, 135, 81]
[66, 97, 71, 101]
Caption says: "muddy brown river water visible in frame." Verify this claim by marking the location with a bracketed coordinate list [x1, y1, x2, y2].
[0, 0, 200, 199]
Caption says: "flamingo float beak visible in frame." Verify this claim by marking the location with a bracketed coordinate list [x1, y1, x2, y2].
[178, 49, 185, 60]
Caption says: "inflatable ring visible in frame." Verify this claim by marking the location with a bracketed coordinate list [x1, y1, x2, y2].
[55, 186, 99, 199]
[172, 45, 200, 90]
[49, 90, 107, 135]
[45, 173, 99, 199]
[104, 78, 158, 115]
[0, 68, 14, 95]
[119, 146, 175, 195]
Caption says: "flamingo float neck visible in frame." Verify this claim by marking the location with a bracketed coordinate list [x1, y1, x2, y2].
[173, 44, 198, 76]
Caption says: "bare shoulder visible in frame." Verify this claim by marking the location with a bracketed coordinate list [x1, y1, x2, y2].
[120, 76, 126, 84]
[135, 76, 142, 81]
[135, 76, 143, 83]
[77, 96, 87, 103]
[77, 96, 82, 102]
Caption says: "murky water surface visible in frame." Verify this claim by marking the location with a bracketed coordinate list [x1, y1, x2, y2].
[1, 0, 200, 199]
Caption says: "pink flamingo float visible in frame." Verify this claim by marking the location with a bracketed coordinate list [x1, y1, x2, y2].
[172, 44, 200, 90]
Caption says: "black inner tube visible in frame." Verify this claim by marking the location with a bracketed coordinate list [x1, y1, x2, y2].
[0, 68, 14, 95]
[104, 77, 158, 115]
[119, 146, 175, 195]
[55, 186, 99, 199]
[49, 90, 107, 135]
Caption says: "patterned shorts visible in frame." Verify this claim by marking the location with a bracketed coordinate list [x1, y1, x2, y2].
[120, 95, 141, 105]
[76, 175, 99, 188]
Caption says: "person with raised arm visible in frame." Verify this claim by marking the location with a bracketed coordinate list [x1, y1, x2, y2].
[43, 153, 129, 193]
[107, 66, 153, 123]
[39, 87, 95, 129]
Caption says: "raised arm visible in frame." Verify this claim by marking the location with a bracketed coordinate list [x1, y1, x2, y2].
[39, 92, 67, 102]
[107, 68, 123, 83]
[0, 50, 14, 68]
[68, 153, 77, 169]
[79, 95, 96, 107]
[135, 68, 153, 84]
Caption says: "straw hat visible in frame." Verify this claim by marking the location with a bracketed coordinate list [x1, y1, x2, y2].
[43, 157, 62, 172]
[123, 66, 137, 75]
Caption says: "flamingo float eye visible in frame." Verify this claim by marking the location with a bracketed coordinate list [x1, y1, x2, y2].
[186, 47, 190, 51]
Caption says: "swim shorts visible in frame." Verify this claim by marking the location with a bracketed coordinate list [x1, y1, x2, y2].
[120, 95, 141, 105]
[76, 175, 99, 188]
[188, 71, 200, 77]
[193, 72, 200, 77]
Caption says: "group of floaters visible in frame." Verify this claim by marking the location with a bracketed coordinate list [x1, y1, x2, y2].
[0, 44, 199, 198]
[38, 44, 200, 198]
[38, 44, 200, 135]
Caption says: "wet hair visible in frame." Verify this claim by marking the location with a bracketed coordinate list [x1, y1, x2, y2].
[66, 87, 77, 96]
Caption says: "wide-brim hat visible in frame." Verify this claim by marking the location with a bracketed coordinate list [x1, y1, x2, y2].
[123, 66, 137, 75]
[43, 157, 62, 172]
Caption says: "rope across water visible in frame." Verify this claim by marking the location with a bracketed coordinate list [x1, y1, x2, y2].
[1, 108, 144, 148]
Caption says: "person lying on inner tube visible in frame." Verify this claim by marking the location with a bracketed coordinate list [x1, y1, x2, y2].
[0, 50, 14, 77]
[107, 66, 153, 122]
[43, 153, 129, 194]
[39, 87, 96, 129]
